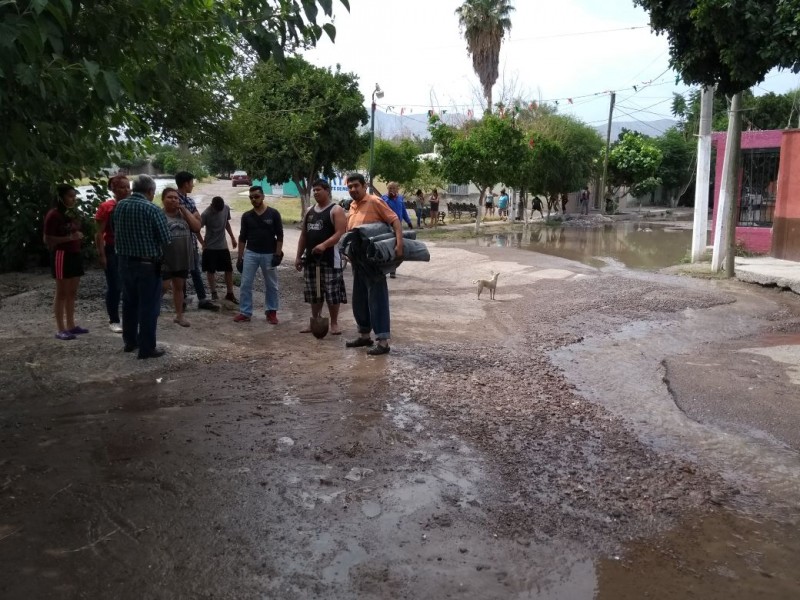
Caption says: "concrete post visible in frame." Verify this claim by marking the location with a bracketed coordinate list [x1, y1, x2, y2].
[711, 93, 743, 273]
[691, 86, 713, 262]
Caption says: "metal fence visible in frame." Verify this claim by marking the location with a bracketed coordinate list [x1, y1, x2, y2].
[737, 148, 780, 228]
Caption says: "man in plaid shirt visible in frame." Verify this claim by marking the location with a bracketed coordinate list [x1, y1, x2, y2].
[113, 174, 171, 359]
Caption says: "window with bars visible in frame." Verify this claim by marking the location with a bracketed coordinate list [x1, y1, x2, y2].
[738, 148, 780, 227]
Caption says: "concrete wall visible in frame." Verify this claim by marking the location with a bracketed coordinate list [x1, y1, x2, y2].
[772, 130, 800, 260]
[711, 130, 784, 254]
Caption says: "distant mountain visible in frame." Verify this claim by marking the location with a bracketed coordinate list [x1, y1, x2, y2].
[370, 109, 676, 141]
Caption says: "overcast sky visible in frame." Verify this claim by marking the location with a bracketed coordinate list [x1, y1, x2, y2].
[304, 0, 800, 128]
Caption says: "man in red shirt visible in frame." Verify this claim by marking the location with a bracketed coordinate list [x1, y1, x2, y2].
[94, 174, 129, 333]
[344, 173, 403, 355]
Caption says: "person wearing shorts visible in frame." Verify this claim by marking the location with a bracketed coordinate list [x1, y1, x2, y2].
[44, 184, 88, 341]
[295, 179, 347, 335]
[497, 188, 509, 220]
[201, 196, 238, 304]
[161, 187, 201, 327]
[429, 188, 440, 228]
[485, 192, 494, 217]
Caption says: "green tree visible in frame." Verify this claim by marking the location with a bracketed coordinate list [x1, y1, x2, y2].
[635, 0, 800, 95]
[430, 113, 527, 232]
[655, 127, 695, 207]
[0, 0, 348, 270]
[455, 0, 514, 113]
[403, 160, 447, 197]
[520, 112, 604, 196]
[371, 139, 420, 189]
[608, 131, 663, 199]
[229, 57, 368, 214]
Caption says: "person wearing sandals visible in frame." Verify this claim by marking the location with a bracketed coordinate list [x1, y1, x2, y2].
[295, 179, 347, 336]
[344, 173, 403, 356]
[44, 184, 88, 341]
[161, 187, 201, 327]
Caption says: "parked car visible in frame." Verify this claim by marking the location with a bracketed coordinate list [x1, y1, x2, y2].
[231, 171, 252, 187]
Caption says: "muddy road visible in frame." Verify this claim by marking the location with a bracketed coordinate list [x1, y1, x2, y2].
[1, 184, 799, 598]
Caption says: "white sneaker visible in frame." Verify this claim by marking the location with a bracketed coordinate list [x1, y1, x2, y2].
[109, 323, 123, 333]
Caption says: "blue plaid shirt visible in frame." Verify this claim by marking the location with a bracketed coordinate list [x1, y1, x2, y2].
[113, 193, 171, 258]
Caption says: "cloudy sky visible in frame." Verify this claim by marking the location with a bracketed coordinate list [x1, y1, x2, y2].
[304, 0, 799, 128]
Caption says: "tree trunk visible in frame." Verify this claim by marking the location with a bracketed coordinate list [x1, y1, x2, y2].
[486, 89, 492, 115]
[473, 186, 486, 234]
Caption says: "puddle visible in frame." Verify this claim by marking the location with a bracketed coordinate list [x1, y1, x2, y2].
[478, 223, 691, 270]
[597, 509, 800, 599]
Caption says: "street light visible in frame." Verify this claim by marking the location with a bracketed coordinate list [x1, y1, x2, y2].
[368, 83, 384, 192]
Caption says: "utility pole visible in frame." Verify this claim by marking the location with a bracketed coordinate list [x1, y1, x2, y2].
[711, 92, 743, 273]
[724, 92, 744, 277]
[691, 86, 714, 262]
[599, 92, 616, 215]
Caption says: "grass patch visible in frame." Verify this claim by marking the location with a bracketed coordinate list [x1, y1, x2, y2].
[229, 196, 303, 224]
[675, 265, 730, 280]
[416, 227, 479, 241]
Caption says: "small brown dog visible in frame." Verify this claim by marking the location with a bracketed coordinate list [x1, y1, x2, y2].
[473, 271, 499, 300]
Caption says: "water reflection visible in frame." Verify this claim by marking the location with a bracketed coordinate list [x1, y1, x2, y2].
[478, 223, 692, 270]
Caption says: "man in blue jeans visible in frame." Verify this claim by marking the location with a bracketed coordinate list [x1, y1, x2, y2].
[344, 173, 403, 355]
[113, 174, 171, 359]
[234, 186, 284, 325]
[94, 174, 129, 333]
[175, 171, 219, 311]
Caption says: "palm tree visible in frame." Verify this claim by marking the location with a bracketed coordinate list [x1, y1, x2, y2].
[455, 0, 514, 114]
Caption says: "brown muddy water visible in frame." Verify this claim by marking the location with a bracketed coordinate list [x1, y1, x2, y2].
[479, 223, 692, 270]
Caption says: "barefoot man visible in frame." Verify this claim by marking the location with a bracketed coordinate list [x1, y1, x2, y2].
[295, 179, 347, 335]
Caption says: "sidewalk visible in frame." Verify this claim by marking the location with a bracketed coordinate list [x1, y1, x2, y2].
[736, 256, 800, 294]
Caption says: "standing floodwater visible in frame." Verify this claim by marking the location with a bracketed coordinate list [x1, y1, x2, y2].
[479, 222, 693, 270]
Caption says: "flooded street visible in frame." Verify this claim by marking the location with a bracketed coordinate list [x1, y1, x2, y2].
[480, 222, 693, 269]
[1, 193, 799, 598]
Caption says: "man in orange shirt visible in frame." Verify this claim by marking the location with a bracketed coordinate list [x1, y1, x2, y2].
[344, 173, 403, 355]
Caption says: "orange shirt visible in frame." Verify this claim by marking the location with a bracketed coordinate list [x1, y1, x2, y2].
[347, 194, 399, 231]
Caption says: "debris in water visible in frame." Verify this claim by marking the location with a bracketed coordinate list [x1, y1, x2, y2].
[345, 467, 374, 482]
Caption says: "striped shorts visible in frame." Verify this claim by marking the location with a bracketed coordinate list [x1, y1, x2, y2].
[51, 250, 84, 280]
[303, 263, 347, 305]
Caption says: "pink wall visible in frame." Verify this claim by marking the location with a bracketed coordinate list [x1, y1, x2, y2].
[772, 130, 800, 260]
[710, 130, 784, 254]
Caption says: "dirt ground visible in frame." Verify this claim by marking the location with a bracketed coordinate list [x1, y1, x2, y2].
[1, 180, 799, 599]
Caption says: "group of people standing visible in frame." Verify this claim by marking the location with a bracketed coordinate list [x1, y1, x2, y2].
[44, 171, 406, 357]
[384, 186, 440, 229]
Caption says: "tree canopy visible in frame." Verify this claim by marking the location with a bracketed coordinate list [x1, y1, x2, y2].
[0, 0, 350, 270]
[371, 139, 421, 190]
[229, 57, 368, 213]
[455, 0, 514, 112]
[430, 113, 527, 230]
[635, 0, 800, 94]
[608, 131, 663, 198]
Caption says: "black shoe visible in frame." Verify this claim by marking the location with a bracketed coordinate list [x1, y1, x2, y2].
[367, 344, 390, 356]
[123, 343, 138, 353]
[137, 349, 166, 359]
[346, 337, 374, 348]
[389, 272, 396, 279]
[198, 300, 220, 312]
